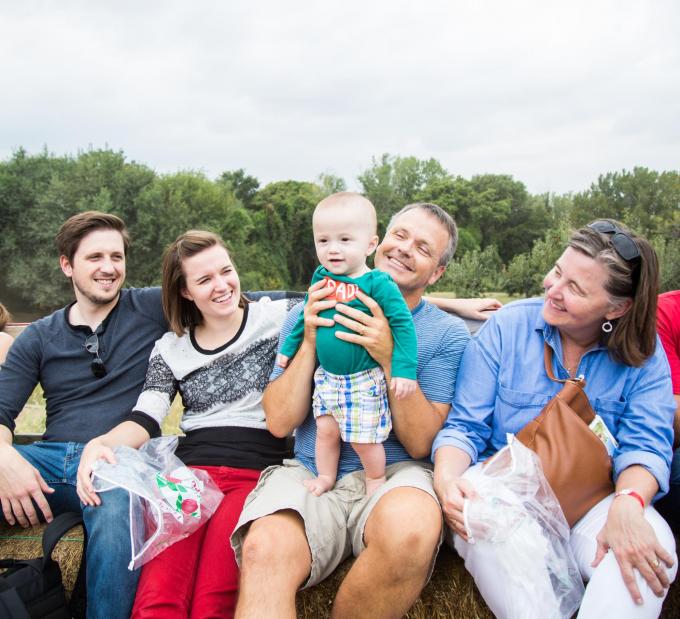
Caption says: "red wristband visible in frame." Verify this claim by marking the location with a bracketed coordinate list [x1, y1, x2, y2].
[614, 489, 645, 510]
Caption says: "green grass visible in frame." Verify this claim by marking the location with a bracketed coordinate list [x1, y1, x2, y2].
[15, 387, 184, 436]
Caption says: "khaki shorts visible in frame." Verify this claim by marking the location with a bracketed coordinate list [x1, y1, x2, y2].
[231, 459, 442, 588]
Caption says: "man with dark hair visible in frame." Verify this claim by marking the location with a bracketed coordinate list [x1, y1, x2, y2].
[0, 211, 167, 619]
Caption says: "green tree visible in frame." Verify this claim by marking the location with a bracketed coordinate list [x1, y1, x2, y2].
[466, 174, 550, 263]
[358, 154, 450, 230]
[503, 225, 570, 297]
[129, 171, 251, 287]
[503, 253, 536, 297]
[570, 168, 680, 239]
[434, 245, 502, 296]
[652, 236, 680, 293]
[248, 181, 324, 288]
[316, 173, 347, 196]
[418, 174, 549, 262]
[0, 148, 156, 311]
[217, 169, 260, 209]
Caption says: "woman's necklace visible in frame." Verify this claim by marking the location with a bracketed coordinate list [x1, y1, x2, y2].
[561, 347, 584, 378]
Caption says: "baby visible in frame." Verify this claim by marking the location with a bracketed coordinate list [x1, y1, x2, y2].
[278, 192, 417, 496]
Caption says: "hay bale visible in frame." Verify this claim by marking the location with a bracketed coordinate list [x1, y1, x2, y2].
[297, 543, 680, 618]
[296, 546, 493, 619]
[0, 521, 84, 598]
[2, 520, 679, 617]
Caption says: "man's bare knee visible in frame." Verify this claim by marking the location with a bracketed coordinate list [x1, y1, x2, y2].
[241, 510, 311, 581]
[365, 488, 441, 568]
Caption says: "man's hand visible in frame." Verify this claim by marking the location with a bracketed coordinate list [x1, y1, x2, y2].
[302, 279, 337, 345]
[390, 377, 417, 400]
[0, 443, 55, 527]
[334, 290, 394, 371]
[76, 438, 117, 507]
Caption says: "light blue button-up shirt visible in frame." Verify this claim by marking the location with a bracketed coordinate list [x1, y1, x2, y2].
[432, 298, 676, 499]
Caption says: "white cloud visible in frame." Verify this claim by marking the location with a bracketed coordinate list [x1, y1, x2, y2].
[1, 0, 678, 193]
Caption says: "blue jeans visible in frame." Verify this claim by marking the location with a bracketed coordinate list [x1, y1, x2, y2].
[13, 441, 141, 619]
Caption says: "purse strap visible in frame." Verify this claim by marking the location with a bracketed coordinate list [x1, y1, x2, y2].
[543, 342, 586, 387]
[41, 512, 84, 567]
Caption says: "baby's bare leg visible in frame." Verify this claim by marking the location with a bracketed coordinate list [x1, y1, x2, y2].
[303, 415, 340, 496]
[351, 442, 387, 496]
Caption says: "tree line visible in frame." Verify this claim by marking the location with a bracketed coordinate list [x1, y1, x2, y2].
[1, 148, 678, 315]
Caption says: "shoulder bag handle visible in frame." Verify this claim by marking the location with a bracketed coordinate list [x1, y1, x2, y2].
[543, 342, 586, 387]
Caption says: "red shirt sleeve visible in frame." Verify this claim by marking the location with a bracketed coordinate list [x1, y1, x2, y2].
[657, 291, 680, 394]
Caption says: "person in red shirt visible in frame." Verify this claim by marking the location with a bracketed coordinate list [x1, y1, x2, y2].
[655, 290, 680, 532]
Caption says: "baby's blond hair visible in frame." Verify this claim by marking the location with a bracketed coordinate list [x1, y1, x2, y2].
[313, 192, 377, 236]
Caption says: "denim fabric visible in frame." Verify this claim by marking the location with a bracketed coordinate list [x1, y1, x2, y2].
[15, 441, 83, 514]
[14, 442, 140, 619]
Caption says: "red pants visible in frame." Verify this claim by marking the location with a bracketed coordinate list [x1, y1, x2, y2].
[131, 466, 261, 619]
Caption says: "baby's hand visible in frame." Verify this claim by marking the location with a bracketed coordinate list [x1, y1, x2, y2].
[390, 377, 417, 400]
[276, 354, 290, 368]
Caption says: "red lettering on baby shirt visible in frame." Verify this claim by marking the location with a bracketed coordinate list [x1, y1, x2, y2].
[322, 277, 359, 302]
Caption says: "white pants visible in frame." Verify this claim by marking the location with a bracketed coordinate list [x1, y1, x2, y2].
[453, 494, 678, 619]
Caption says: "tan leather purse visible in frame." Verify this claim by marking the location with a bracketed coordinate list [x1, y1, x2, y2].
[516, 344, 614, 527]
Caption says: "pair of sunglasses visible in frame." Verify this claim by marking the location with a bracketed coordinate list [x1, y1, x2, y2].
[84, 333, 107, 378]
[587, 220, 641, 262]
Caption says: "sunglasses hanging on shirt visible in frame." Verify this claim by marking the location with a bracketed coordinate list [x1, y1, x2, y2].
[84, 333, 107, 378]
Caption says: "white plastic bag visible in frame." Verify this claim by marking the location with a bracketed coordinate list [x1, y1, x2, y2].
[461, 434, 585, 619]
[91, 436, 224, 569]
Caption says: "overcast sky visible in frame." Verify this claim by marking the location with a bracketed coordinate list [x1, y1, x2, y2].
[1, 1, 678, 195]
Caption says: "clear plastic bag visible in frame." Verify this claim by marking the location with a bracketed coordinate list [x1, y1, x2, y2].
[461, 434, 585, 619]
[91, 436, 224, 570]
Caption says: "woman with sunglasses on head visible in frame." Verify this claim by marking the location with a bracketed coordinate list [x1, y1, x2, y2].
[433, 220, 677, 618]
[76, 230, 296, 619]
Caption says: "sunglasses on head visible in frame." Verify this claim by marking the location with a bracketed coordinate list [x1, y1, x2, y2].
[587, 220, 641, 263]
[84, 333, 107, 379]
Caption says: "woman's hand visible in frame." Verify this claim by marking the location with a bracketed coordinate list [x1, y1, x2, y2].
[433, 473, 477, 542]
[76, 438, 117, 507]
[424, 296, 503, 321]
[433, 446, 475, 540]
[333, 290, 394, 371]
[593, 497, 675, 604]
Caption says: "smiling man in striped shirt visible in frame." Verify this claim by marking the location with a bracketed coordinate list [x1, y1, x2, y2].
[233, 202, 471, 619]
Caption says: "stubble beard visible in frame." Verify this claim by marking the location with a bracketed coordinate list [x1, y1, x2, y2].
[73, 278, 121, 306]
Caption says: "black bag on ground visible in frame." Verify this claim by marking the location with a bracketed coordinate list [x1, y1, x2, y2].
[0, 512, 85, 619]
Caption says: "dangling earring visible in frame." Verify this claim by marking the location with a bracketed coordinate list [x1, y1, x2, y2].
[602, 320, 613, 333]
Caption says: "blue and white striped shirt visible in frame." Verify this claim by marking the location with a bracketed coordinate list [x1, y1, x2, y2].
[271, 299, 471, 479]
